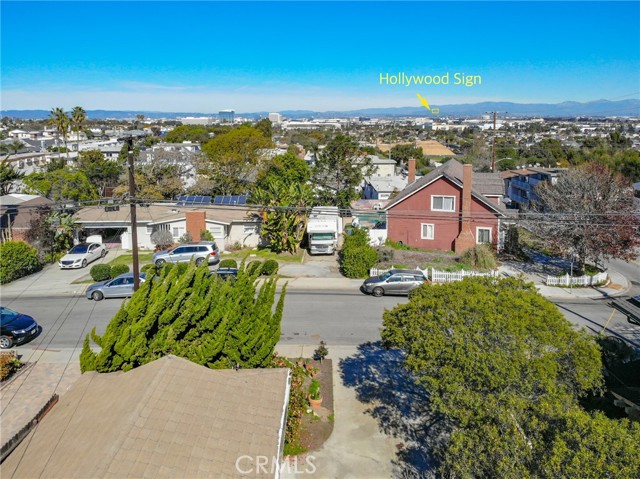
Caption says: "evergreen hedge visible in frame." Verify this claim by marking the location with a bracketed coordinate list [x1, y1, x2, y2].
[261, 259, 279, 275]
[219, 259, 238, 269]
[340, 227, 379, 278]
[0, 241, 42, 284]
[80, 261, 287, 373]
[90, 264, 111, 282]
[110, 264, 129, 277]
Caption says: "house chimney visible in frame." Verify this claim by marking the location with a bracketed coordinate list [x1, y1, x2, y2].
[408, 158, 416, 184]
[454, 163, 476, 253]
[185, 211, 206, 241]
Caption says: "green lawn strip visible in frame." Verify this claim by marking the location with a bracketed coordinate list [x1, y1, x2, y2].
[107, 252, 155, 267]
[221, 249, 304, 263]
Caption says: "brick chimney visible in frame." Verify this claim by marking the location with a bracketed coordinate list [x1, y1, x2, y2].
[408, 158, 416, 184]
[454, 164, 476, 253]
[185, 211, 206, 241]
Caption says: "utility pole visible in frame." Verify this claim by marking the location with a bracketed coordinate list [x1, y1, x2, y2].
[126, 137, 140, 292]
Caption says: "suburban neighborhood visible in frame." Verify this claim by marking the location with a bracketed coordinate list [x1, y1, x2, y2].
[2, 1, 640, 478]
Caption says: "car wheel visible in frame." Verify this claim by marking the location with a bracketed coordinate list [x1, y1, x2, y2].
[81, 259, 87, 268]
[195, 257, 205, 266]
[155, 259, 166, 267]
[0, 335, 13, 349]
[101, 249, 107, 258]
[92, 291, 104, 301]
[372, 287, 384, 297]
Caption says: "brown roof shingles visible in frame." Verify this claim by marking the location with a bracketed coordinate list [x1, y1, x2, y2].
[2, 356, 290, 479]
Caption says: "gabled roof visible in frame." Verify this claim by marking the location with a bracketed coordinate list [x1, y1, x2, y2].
[384, 159, 506, 215]
[2, 356, 290, 478]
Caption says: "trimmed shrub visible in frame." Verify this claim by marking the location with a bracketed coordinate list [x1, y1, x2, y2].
[140, 264, 156, 274]
[246, 260, 263, 275]
[459, 244, 497, 270]
[0, 352, 22, 380]
[0, 241, 42, 284]
[343, 227, 370, 249]
[110, 264, 130, 278]
[90, 264, 111, 282]
[200, 229, 214, 241]
[341, 246, 378, 278]
[219, 259, 238, 269]
[262, 259, 279, 275]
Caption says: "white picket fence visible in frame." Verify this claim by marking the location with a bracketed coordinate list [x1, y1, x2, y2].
[545, 272, 608, 287]
[430, 268, 499, 283]
[368, 266, 499, 283]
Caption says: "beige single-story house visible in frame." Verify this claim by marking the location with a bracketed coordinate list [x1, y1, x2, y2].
[1, 355, 291, 478]
[73, 203, 262, 251]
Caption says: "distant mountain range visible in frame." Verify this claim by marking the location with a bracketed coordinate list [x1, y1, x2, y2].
[2, 99, 638, 120]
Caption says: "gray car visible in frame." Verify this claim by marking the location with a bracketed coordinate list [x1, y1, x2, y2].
[86, 273, 147, 301]
[153, 241, 220, 267]
[361, 269, 428, 297]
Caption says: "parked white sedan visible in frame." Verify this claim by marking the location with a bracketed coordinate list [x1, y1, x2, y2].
[58, 242, 107, 269]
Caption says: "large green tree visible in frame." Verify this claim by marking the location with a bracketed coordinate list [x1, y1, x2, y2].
[200, 126, 272, 195]
[381, 277, 625, 478]
[76, 149, 123, 195]
[23, 168, 98, 202]
[312, 134, 372, 209]
[81, 262, 286, 372]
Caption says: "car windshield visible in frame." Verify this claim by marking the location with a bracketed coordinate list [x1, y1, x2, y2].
[69, 245, 89, 254]
[0, 307, 19, 324]
[378, 272, 392, 280]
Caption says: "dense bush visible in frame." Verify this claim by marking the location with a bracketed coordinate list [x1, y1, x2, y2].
[200, 229, 214, 241]
[80, 261, 286, 372]
[0, 352, 22, 380]
[246, 260, 263, 275]
[341, 246, 379, 278]
[219, 259, 238, 269]
[459, 244, 497, 270]
[140, 264, 156, 274]
[90, 264, 111, 282]
[0, 241, 42, 284]
[262, 259, 279, 275]
[110, 264, 129, 278]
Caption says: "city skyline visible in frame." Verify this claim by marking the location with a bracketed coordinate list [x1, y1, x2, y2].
[2, 1, 639, 112]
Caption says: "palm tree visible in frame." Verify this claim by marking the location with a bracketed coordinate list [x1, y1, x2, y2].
[49, 107, 70, 160]
[71, 106, 86, 153]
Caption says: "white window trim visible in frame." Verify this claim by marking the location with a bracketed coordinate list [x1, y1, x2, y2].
[421, 223, 435, 240]
[431, 195, 456, 212]
[476, 227, 492, 244]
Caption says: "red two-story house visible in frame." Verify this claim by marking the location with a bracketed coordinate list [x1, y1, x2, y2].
[384, 159, 507, 253]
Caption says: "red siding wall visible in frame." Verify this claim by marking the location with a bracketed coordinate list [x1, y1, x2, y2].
[387, 177, 499, 251]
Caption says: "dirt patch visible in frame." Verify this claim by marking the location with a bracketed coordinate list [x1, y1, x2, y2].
[295, 358, 334, 453]
[376, 248, 461, 271]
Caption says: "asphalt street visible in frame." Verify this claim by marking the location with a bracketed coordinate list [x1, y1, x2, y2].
[0, 290, 408, 350]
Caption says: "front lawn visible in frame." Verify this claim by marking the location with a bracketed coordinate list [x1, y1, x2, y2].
[107, 252, 155, 267]
[222, 247, 304, 263]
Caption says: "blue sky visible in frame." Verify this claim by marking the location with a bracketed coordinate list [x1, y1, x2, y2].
[2, 1, 639, 112]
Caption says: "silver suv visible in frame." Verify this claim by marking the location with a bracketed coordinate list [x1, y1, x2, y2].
[361, 269, 428, 297]
[153, 241, 220, 267]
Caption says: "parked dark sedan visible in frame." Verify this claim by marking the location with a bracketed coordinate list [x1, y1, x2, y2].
[0, 306, 40, 349]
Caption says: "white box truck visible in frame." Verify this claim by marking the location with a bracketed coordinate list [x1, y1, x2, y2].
[307, 206, 343, 255]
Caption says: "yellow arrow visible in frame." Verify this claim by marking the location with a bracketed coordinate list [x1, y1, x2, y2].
[416, 93, 431, 110]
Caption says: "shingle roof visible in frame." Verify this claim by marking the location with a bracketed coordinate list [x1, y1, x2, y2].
[474, 173, 506, 196]
[74, 204, 261, 225]
[2, 356, 290, 478]
[384, 159, 506, 215]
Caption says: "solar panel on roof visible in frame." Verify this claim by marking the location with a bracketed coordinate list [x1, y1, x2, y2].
[213, 195, 248, 206]
[176, 195, 211, 205]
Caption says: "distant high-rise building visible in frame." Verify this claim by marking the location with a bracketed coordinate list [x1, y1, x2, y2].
[268, 112, 283, 124]
[180, 117, 213, 126]
[219, 110, 235, 123]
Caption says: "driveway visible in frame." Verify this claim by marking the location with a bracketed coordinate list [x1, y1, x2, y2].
[0, 249, 124, 299]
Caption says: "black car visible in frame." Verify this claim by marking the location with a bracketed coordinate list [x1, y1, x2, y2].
[0, 306, 39, 349]
[210, 268, 239, 281]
